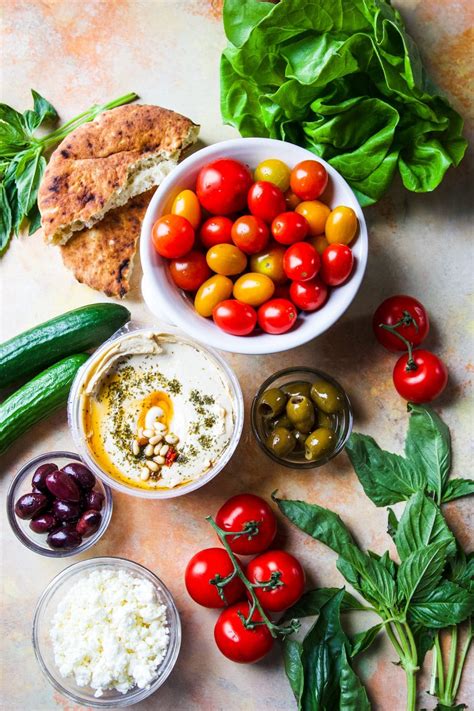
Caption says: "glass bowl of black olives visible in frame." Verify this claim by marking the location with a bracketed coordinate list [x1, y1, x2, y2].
[6, 451, 113, 557]
[251, 367, 353, 468]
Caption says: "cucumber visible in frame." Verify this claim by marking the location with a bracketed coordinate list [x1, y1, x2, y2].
[0, 303, 130, 389]
[0, 353, 89, 455]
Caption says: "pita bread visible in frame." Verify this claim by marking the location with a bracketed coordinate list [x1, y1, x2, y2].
[39, 104, 199, 245]
[60, 189, 154, 298]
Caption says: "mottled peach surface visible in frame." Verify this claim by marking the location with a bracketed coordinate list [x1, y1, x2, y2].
[0, 1, 473, 710]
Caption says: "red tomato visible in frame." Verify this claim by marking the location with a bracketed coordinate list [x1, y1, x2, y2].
[185, 547, 245, 608]
[290, 277, 328, 311]
[257, 298, 297, 335]
[271, 211, 309, 245]
[373, 296, 430, 352]
[152, 214, 195, 258]
[320, 244, 353, 286]
[214, 601, 274, 663]
[200, 216, 234, 249]
[169, 250, 211, 291]
[196, 159, 253, 215]
[213, 299, 257, 336]
[215, 494, 277, 555]
[247, 181, 286, 223]
[283, 242, 319, 282]
[393, 350, 448, 403]
[231, 215, 269, 254]
[290, 160, 328, 201]
[246, 550, 305, 612]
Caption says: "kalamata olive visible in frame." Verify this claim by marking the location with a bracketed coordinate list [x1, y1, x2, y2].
[47, 527, 82, 549]
[45, 470, 81, 502]
[76, 510, 102, 537]
[15, 492, 49, 519]
[53, 499, 82, 522]
[84, 489, 104, 511]
[61, 462, 96, 490]
[31, 463, 58, 493]
[30, 513, 57, 534]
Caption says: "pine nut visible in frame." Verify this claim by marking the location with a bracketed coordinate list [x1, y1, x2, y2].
[159, 444, 169, 456]
[153, 445, 162, 455]
[154, 422, 167, 433]
[140, 467, 150, 481]
[144, 444, 154, 457]
[149, 434, 162, 445]
[146, 460, 159, 472]
[143, 429, 154, 439]
[153, 455, 165, 465]
[132, 440, 140, 456]
[165, 433, 179, 445]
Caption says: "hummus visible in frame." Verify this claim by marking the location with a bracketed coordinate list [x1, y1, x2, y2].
[80, 331, 236, 490]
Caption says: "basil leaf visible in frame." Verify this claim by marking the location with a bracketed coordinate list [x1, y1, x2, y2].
[448, 550, 473, 592]
[387, 508, 399, 539]
[0, 183, 12, 255]
[283, 638, 304, 706]
[397, 542, 448, 605]
[31, 89, 59, 124]
[442, 478, 474, 503]
[339, 646, 371, 710]
[4, 160, 22, 235]
[350, 624, 383, 657]
[27, 202, 42, 235]
[408, 581, 474, 628]
[21, 110, 42, 133]
[281, 588, 367, 622]
[434, 703, 467, 711]
[405, 403, 451, 502]
[0, 103, 28, 141]
[395, 492, 456, 560]
[348, 546, 396, 608]
[15, 149, 46, 216]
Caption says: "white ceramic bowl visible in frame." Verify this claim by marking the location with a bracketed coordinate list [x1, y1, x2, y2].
[140, 137, 368, 355]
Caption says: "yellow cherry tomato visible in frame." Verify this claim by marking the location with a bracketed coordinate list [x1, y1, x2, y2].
[233, 272, 275, 307]
[255, 158, 291, 192]
[308, 234, 329, 255]
[194, 274, 233, 317]
[171, 189, 201, 230]
[284, 189, 301, 210]
[325, 205, 358, 245]
[295, 200, 330, 237]
[249, 244, 287, 284]
[206, 244, 247, 276]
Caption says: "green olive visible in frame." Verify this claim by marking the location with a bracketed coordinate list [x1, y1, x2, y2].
[272, 414, 293, 430]
[282, 381, 312, 399]
[318, 411, 334, 429]
[304, 427, 337, 461]
[293, 429, 307, 451]
[286, 395, 316, 433]
[310, 379, 344, 414]
[265, 427, 296, 458]
[258, 388, 287, 418]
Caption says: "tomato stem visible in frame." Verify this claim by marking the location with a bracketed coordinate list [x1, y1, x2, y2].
[378, 311, 418, 371]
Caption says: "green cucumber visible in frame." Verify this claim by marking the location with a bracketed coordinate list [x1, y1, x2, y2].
[0, 353, 89, 455]
[0, 303, 130, 389]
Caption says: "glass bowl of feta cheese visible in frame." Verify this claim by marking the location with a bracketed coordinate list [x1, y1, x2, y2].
[32, 557, 181, 707]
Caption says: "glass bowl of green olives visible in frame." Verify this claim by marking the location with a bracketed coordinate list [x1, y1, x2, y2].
[251, 367, 352, 468]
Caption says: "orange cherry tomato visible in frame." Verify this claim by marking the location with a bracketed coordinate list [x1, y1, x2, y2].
[290, 160, 328, 201]
[325, 206, 358, 245]
[231, 215, 269, 254]
[206, 244, 247, 276]
[194, 274, 233, 317]
[171, 189, 201, 230]
[152, 214, 195, 258]
[233, 272, 275, 307]
[295, 200, 330, 237]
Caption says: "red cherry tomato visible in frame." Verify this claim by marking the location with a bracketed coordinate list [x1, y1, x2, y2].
[283, 242, 319, 282]
[214, 601, 274, 663]
[290, 160, 328, 201]
[246, 550, 305, 612]
[212, 299, 257, 336]
[215, 494, 277, 555]
[200, 216, 234, 249]
[290, 277, 328, 311]
[373, 296, 430, 352]
[152, 214, 195, 258]
[320, 244, 353, 286]
[257, 298, 297, 335]
[393, 350, 448, 403]
[169, 250, 211, 291]
[247, 181, 286, 223]
[185, 547, 245, 608]
[231, 215, 269, 255]
[271, 211, 309, 245]
[196, 159, 253, 215]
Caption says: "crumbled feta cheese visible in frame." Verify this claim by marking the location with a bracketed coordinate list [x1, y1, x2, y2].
[50, 568, 170, 698]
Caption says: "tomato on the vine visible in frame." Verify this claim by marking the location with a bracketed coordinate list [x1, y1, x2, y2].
[231, 215, 269, 254]
[212, 300, 257, 336]
[184, 547, 245, 608]
[152, 214, 195, 258]
[283, 242, 319, 282]
[247, 181, 286, 223]
[290, 160, 328, 201]
[271, 211, 309, 245]
[258, 298, 298, 335]
[373, 295, 430, 352]
[290, 277, 328, 311]
[246, 550, 305, 612]
[169, 250, 211, 291]
[214, 601, 274, 663]
[320, 244, 353, 286]
[200, 216, 233, 249]
[215, 494, 277, 555]
[393, 350, 448, 403]
[196, 159, 253, 215]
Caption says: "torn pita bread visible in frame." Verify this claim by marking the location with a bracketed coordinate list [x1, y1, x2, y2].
[39, 104, 199, 245]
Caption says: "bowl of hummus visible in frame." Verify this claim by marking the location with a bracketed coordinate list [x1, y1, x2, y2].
[68, 327, 243, 498]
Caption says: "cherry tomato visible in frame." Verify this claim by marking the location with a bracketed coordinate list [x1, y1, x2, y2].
[290, 277, 328, 311]
[258, 298, 297, 335]
[246, 550, 305, 612]
[393, 350, 448, 403]
[247, 181, 286, 223]
[295, 200, 330, 237]
[308, 234, 329, 255]
[215, 494, 277, 555]
[231, 215, 269, 254]
[152, 214, 195, 258]
[283, 242, 319, 282]
[200, 216, 233, 248]
[271, 211, 309, 245]
[254, 158, 291, 192]
[185, 547, 245, 608]
[213, 300, 257, 336]
[206, 243, 247, 276]
[171, 189, 201, 230]
[373, 295, 430, 352]
[325, 205, 358, 245]
[284, 189, 301, 210]
[196, 159, 253, 215]
[320, 244, 353, 286]
[214, 601, 274, 663]
[194, 274, 233, 317]
[233, 273, 275, 307]
[250, 244, 287, 284]
[169, 250, 211, 291]
[290, 160, 328, 201]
